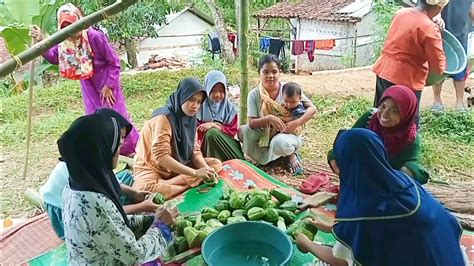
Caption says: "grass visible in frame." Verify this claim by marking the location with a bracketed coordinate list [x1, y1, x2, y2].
[1, 69, 473, 218]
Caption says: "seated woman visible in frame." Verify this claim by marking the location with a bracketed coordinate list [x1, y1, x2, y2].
[197, 70, 244, 161]
[328, 85, 429, 184]
[40, 108, 157, 240]
[133, 78, 222, 199]
[60, 114, 177, 264]
[239, 55, 316, 174]
[296, 129, 468, 266]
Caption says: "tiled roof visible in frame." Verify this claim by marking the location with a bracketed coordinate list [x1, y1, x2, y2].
[253, 0, 362, 22]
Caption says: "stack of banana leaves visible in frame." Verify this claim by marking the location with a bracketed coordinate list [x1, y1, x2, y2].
[166, 187, 318, 257]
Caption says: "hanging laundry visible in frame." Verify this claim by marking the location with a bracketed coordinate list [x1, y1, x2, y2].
[208, 33, 221, 54]
[227, 33, 238, 55]
[315, 39, 336, 50]
[291, 40, 305, 55]
[269, 38, 283, 57]
[260, 37, 270, 52]
[305, 40, 315, 62]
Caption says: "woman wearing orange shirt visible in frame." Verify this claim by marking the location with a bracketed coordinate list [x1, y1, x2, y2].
[372, 0, 448, 116]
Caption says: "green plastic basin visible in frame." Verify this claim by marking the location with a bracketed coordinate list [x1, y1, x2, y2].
[202, 221, 293, 266]
[426, 29, 468, 86]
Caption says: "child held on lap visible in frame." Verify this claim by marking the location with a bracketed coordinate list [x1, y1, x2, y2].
[271, 82, 305, 137]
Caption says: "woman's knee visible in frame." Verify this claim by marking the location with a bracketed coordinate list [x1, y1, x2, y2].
[271, 134, 299, 156]
[238, 124, 260, 142]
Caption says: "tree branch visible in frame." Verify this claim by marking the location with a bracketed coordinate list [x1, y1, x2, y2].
[0, 0, 138, 78]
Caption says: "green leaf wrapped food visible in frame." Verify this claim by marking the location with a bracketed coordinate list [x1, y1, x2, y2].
[277, 217, 287, 231]
[229, 192, 247, 209]
[263, 208, 279, 223]
[176, 219, 192, 236]
[247, 207, 265, 221]
[152, 193, 166, 204]
[227, 216, 247, 224]
[215, 200, 232, 212]
[206, 219, 224, 230]
[265, 200, 277, 209]
[217, 210, 231, 223]
[232, 209, 247, 217]
[244, 195, 266, 210]
[277, 209, 296, 225]
[183, 226, 201, 248]
[279, 200, 297, 212]
[194, 221, 207, 231]
[201, 207, 219, 221]
[173, 236, 189, 253]
[270, 188, 292, 204]
[198, 226, 214, 242]
[251, 189, 272, 200]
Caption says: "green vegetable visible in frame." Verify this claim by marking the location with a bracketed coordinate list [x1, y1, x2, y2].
[206, 219, 224, 230]
[174, 236, 189, 253]
[277, 210, 296, 225]
[186, 215, 197, 225]
[286, 219, 318, 240]
[250, 189, 271, 200]
[201, 207, 219, 221]
[265, 200, 277, 209]
[176, 219, 192, 236]
[217, 210, 231, 223]
[270, 188, 292, 204]
[229, 192, 247, 209]
[194, 221, 207, 231]
[183, 227, 200, 248]
[277, 217, 287, 231]
[198, 226, 214, 242]
[152, 193, 166, 204]
[227, 216, 247, 224]
[279, 200, 297, 212]
[232, 209, 247, 217]
[247, 207, 265, 221]
[244, 195, 267, 210]
[263, 208, 279, 223]
[215, 200, 231, 212]
[221, 186, 234, 200]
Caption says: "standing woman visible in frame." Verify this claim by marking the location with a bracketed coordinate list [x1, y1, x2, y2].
[59, 114, 177, 264]
[239, 55, 316, 174]
[29, 3, 139, 156]
[133, 78, 222, 199]
[197, 70, 244, 161]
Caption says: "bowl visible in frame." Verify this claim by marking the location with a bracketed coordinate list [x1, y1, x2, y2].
[202, 221, 294, 266]
[426, 29, 468, 86]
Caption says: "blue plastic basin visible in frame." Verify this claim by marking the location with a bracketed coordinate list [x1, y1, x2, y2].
[426, 29, 468, 86]
[202, 221, 293, 266]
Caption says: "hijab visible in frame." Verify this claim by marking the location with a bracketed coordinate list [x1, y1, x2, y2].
[197, 70, 237, 125]
[368, 85, 418, 155]
[152, 78, 205, 165]
[57, 3, 94, 80]
[57, 114, 130, 227]
[332, 128, 465, 265]
[95, 108, 132, 137]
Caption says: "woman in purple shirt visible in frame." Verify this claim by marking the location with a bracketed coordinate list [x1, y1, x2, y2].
[29, 3, 138, 156]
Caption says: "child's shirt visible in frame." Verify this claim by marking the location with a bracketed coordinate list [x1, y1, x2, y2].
[372, 8, 446, 90]
[290, 103, 306, 119]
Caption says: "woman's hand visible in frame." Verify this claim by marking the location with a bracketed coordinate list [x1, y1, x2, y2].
[282, 120, 299, 134]
[305, 217, 333, 233]
[155, 206, 179, 226]
[295, 233, 314, 253]
[329, 160, 340, 176]
[266, 115, 286, 132]
[194, 166, 215, 180]
[197, 122, 221, 133]
[137, 196, 160, 213]
[29, 25, 44, 42]
[433, 14, 445, 30]
[100, 86, 116, 107]
[130, 190, 151, 204]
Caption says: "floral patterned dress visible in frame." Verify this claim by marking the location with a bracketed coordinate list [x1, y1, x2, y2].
[62, 186, 170, 265]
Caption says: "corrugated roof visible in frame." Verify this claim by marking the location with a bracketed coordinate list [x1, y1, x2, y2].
[253, 0, 367, 22]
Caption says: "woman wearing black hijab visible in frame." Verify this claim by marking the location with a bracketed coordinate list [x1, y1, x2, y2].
[60, 114, 177, 265]
[133, 78, 222, 198]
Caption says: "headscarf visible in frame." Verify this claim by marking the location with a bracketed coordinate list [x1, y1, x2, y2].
[197, 70, 237, 125]
[368, 85, 418, 155]
[151, 78, 206, 165]
[426, 0, 449, 7]
[95, 108, 132, 137]
[57, 114, 130, 228]
[332, 129, 465, 265]
[57, 3, 94, 80]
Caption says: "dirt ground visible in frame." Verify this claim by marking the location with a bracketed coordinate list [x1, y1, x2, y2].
[280, 68, 473, 109]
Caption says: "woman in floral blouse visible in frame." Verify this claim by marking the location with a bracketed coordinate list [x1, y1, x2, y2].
[59, 113, 177, 265]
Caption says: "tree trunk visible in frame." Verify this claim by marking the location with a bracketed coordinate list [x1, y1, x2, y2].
[239, 0, 249, 124]
[203, 0, 235, 63]
[0, 0, 139, 77]
[234, 0, 240, 31]
[124, 38, 139, 68]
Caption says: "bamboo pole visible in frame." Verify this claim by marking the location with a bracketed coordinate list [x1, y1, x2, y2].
[22, 39, 36, 180]
[0, 0, 138, 78]
[239, 0, 249, 124]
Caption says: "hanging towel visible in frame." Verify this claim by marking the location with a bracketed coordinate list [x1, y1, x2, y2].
[315, 39, 336, 50]
[227, 33, 238, 55]
[305, 40, 315, 62]
[269, 38, 283, 57]
[291, 40, 305, 55]
[260, 37, 270, 52]
[208, 33, 221, 54]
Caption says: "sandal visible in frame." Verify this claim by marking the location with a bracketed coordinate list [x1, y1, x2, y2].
[287, 153, 304, 175]
[299, 172, 329, 194]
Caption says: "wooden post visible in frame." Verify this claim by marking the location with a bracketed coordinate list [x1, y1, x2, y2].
[352, 29, 358, 68]
[239, 0, 249, 124]
[22, 41, 36, 180]
[294, 19, 301, 75]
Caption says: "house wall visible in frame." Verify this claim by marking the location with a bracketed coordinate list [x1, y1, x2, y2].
[292, 11, 376, 72]
[133, 11, 214, 66]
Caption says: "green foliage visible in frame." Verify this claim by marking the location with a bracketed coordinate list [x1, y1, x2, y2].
[4, 0, 40, 26]
[372, 0, 401, 62]
[0, 27, 30, 55]
[421, 110, 474, 144]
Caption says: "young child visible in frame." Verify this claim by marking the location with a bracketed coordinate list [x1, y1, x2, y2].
[372, 0, 448, 107]
[269, 82, 305, 137]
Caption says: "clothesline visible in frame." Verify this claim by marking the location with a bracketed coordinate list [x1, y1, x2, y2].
[261, 34, 375, 42]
